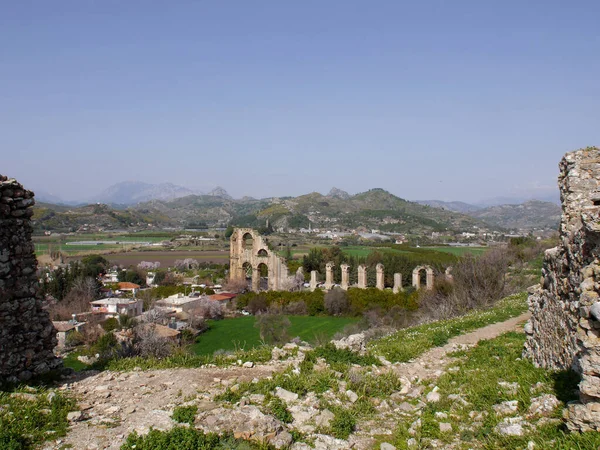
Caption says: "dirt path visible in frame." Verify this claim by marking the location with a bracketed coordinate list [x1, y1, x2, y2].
[388, 312, 531, 382]
[45, 312, 531, 450]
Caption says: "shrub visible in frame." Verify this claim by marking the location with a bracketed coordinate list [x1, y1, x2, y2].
[92, 332, 123, 360]
[324, 288, 349, 315]
[102, 317, 120, 332]
[284, 300, 308, 315]
[65, 330, 85, 347]
[172, 405, 197, 424]
[134, 324, 175, 359]
[255, 311, 291, 345]
[247, 295, 268, 314]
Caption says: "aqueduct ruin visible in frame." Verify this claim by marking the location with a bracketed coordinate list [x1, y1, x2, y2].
[230, 228, 446, 292]
[229, 228, 290, 291]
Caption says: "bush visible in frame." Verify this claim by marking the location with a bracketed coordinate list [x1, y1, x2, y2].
[324, 288, 349, 315]
[90, 332, 123, 361]
[247, 295, 268, 314]
[172, 405, 197, 424]
[134, 324, 175, 359]
[284, 300, 308, 315]
[102, 317, 120, 332]
[65, 330, 85, 347]
[254, 312, 291, 345]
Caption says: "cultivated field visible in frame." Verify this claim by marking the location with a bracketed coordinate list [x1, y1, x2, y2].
[192, 315, 358, 356]
[73, 250, 230, 267]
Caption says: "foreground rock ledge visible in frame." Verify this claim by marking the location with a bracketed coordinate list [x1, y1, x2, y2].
[0, 174, 61, 383]
[523, 147, 600, 431]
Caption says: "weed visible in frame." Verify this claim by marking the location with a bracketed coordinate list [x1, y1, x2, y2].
[171, 405, 198, 425]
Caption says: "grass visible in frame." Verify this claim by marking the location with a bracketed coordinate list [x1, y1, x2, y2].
[62, 351, 89, 372]
[121, 427, 272, 449]
[423, 246, 488, 256]
[172, 405, 198, 425]
[0, 386, 76, 449]
[369, 292, 529, 362]
[191, 315, 358, 356]
[391, 332, 599, 449]
[105, 345, 274, 372]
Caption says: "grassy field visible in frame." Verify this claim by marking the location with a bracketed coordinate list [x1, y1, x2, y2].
[192, 315, 359, 356]
[422, 246, 488, 256]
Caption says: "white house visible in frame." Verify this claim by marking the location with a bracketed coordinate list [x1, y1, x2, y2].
[90, 298, 143, 318]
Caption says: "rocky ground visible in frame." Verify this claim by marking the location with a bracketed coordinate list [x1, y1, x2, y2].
[42, 312, 534, 450]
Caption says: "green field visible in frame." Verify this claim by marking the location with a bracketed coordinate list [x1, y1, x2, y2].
[422, 246, 488, 256]
[191, 315, 359, 356]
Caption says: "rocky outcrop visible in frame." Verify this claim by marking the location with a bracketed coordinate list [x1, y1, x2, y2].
[0, 175, 61, 383]
[523, 147, 600, 431]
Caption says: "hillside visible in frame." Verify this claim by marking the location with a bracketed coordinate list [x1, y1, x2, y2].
[415, 200, 482, 214]
[469, 200, 561, 231]
[31, 188, 498, 234]
[32, 202, 172, 232]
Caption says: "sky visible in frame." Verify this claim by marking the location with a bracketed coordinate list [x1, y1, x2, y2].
[2, 1, 599, 204]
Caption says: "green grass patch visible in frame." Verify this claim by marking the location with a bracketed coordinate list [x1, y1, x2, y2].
[121, 427, 270, 449]
[369, 292, 528, 363]
[0, 387, 76, 449]
[192, 316, 358, 356]
[423, 246, 488, 256]
[172, 405, 197, 425]
[62, 351, 89, 372]
[106, 345, 273, 372]
[391, 331, 599, 449]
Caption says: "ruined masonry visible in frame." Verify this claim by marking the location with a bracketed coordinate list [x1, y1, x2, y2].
[523, 147, 600, 431]
[0, 175, 61, 382]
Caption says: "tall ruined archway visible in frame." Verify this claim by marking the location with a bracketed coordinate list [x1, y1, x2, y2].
[229, 228, 290, 292]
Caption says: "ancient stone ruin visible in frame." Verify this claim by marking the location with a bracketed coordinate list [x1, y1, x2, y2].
[523, 147, 600, 431]
[0, 175, 61, 382]
[230, 227, 441, 292]
[229, 228, 291, 291]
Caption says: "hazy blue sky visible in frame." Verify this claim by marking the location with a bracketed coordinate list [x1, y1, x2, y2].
[2, 1, 599, 203]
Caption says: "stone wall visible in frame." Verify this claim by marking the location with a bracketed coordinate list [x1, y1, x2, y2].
[0, 175, 61, 383]
[523, 147, 600, 431]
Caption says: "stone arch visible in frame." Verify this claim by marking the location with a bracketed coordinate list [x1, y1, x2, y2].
[229, 228, 290, 292]
[257, 262, 269, 291]
[412, 265, 434, 290]
[242, 232, 254, 250]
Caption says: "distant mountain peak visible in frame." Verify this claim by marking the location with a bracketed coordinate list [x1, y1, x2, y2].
[207, 186, 232, 199]
[90, 181, 196, 205]
[326, 187, 350, 200]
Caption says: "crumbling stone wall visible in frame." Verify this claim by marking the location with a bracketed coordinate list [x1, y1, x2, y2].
[0, 175, 61, 382]
[523, 147, 600, 431]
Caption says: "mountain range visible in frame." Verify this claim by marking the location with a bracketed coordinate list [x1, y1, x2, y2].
[31, 182, 562, 234]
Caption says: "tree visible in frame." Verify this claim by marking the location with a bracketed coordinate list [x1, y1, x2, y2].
[324, 288, 349, 315]
[81, 254, 110, 278]
[255, 311, 291, 345]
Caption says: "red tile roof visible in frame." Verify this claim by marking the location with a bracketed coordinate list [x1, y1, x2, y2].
[209, 293, 237, 301]
[118, 282, 141, 290]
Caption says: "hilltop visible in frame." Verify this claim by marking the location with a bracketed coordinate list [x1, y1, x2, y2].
[31, 188, 495, 235]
